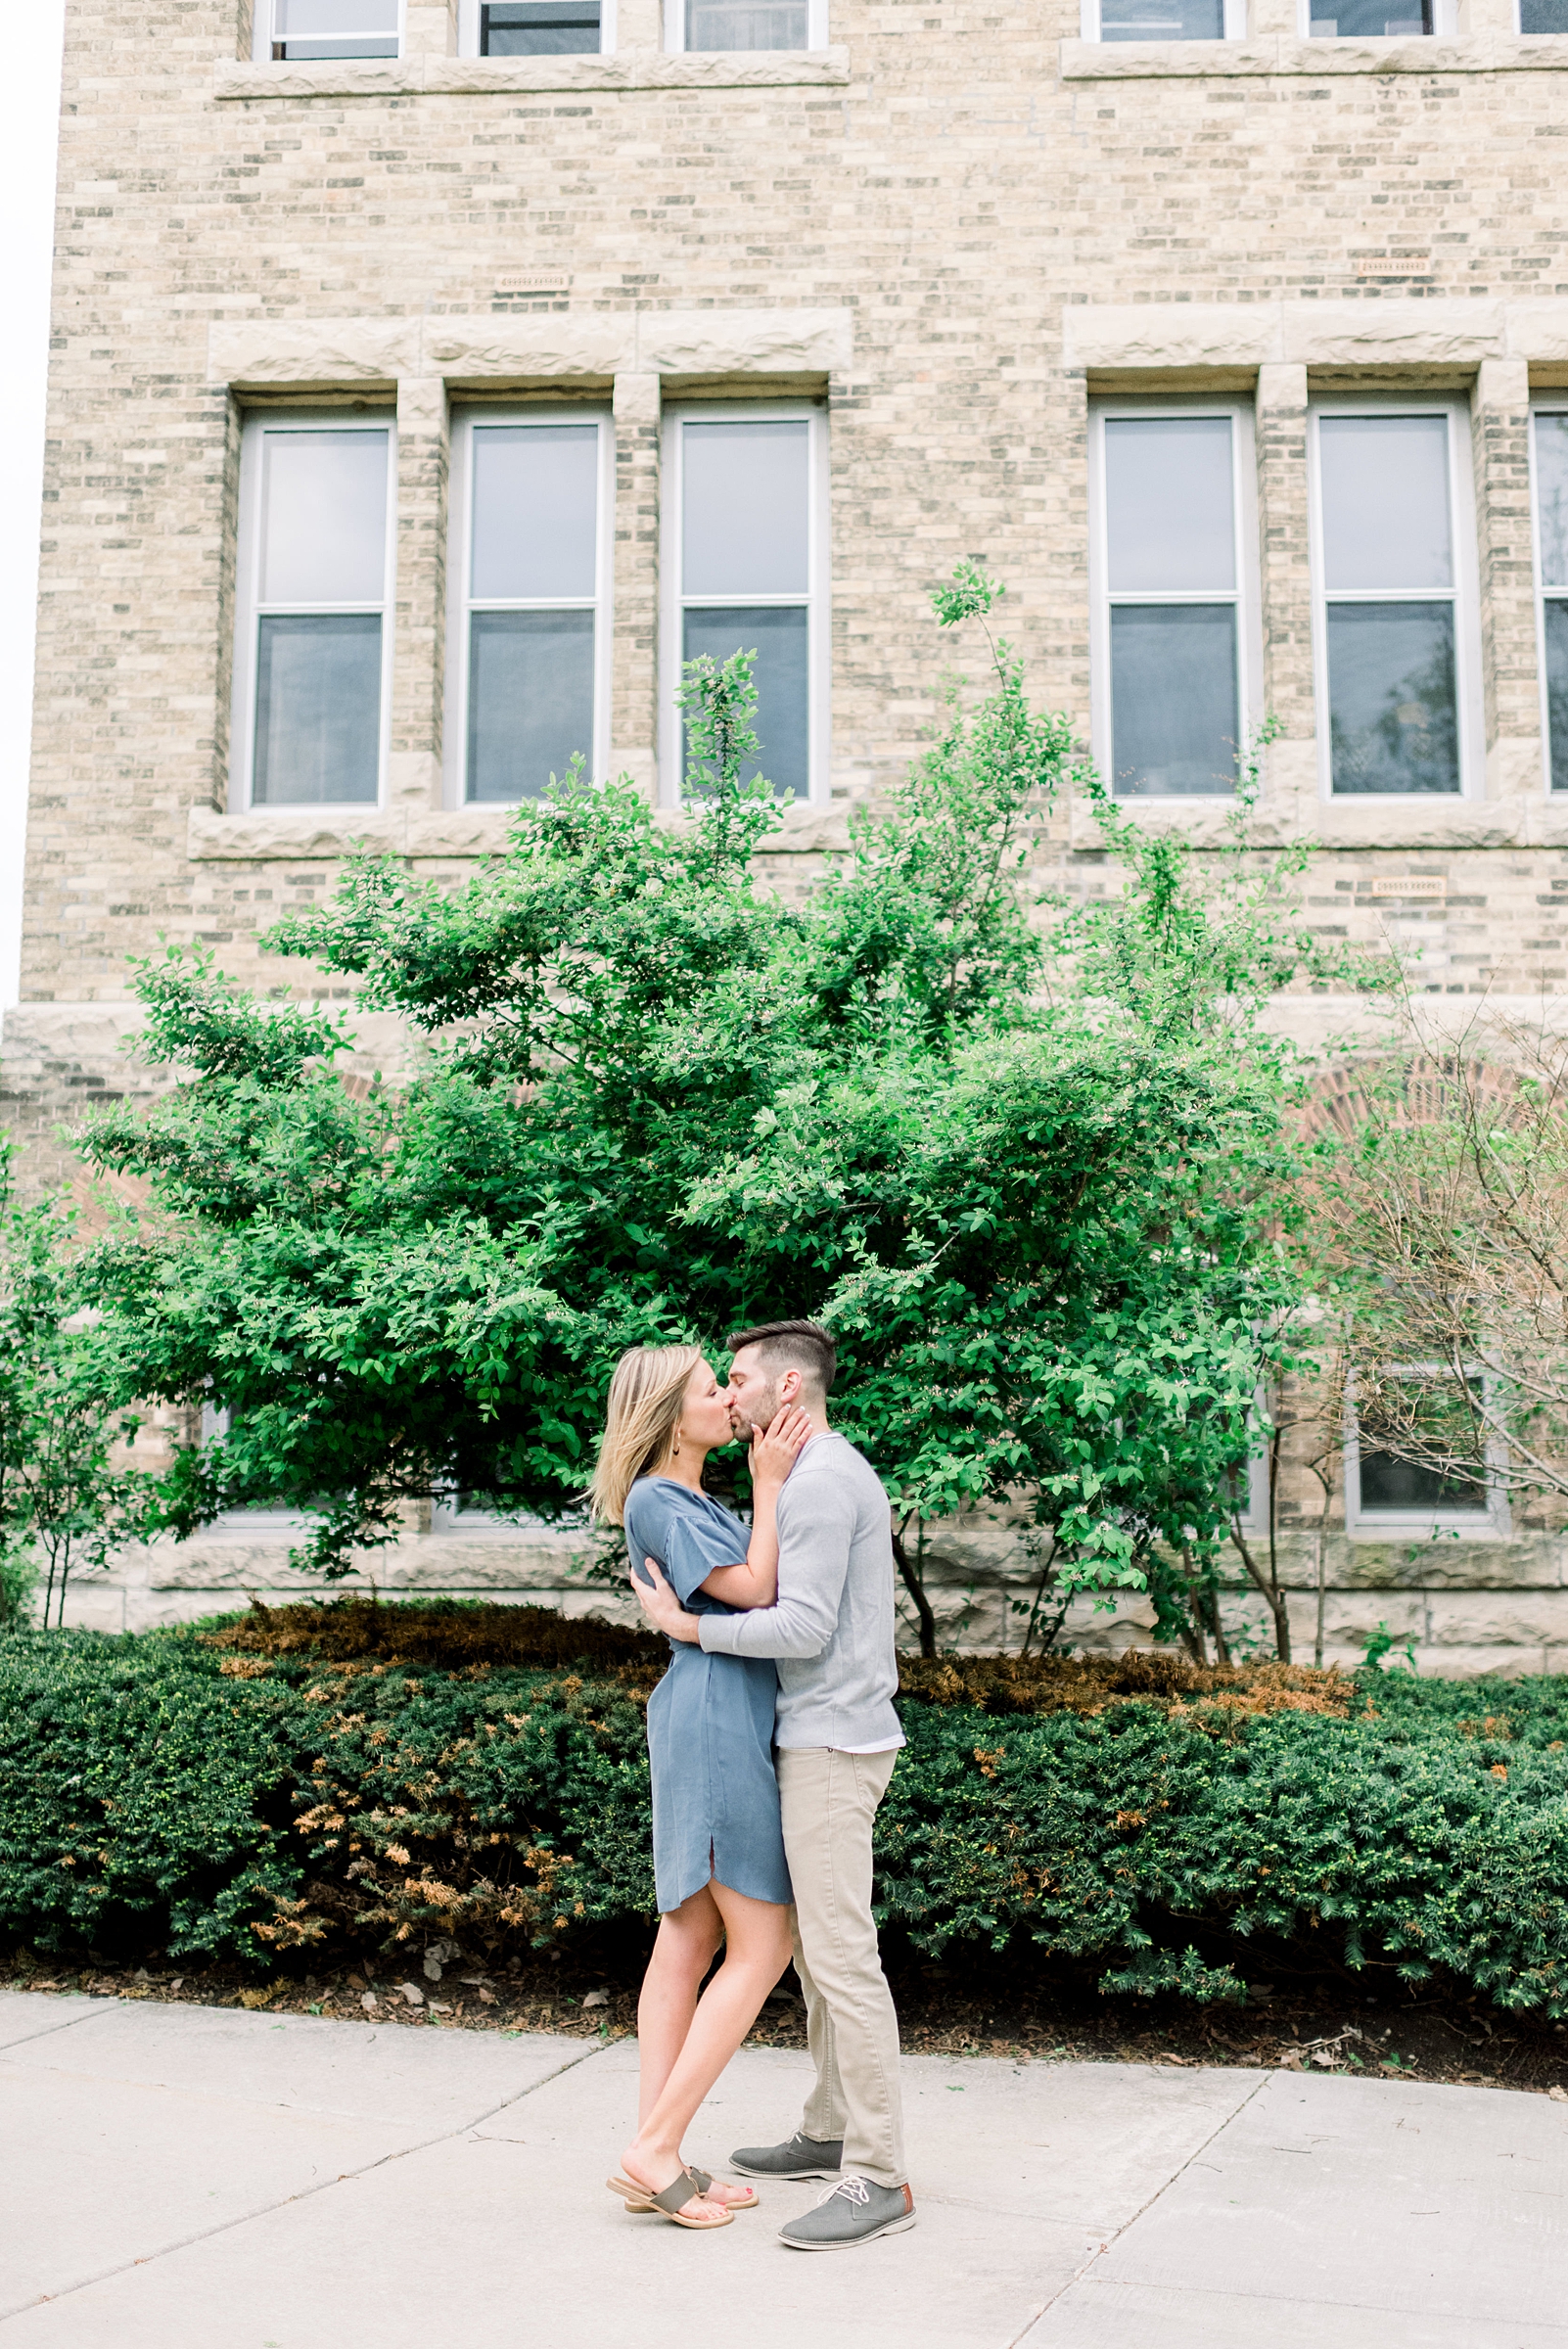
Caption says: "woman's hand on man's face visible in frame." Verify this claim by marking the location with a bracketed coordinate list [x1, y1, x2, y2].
[749, 1405, 813, 1495]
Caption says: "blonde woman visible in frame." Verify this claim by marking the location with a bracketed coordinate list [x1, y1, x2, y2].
[590, 1342, 811, 2232]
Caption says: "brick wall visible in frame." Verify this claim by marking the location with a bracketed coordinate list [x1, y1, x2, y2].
[20, 0, 1568, 1664]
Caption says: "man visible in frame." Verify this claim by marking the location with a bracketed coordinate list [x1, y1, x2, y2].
[630, 1317, 914, 2253]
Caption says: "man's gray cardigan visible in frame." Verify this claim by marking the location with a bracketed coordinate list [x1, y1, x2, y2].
[695, 1430, 904, 1751]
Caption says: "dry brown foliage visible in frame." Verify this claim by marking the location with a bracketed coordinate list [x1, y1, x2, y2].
[202, 1596, 1354, 1717]
[203, 1595, 666, 1676]
[896, 1650, 1355, 1719]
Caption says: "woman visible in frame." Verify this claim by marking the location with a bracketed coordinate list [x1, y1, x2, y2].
[588, 1342, 810, 2232]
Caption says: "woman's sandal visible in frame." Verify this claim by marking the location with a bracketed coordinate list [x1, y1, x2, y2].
[617, 2164, 759, 2215]
[605, 2165, 734, 2229]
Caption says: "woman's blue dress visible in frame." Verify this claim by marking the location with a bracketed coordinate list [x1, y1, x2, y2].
[624, 1475, 793, 1914]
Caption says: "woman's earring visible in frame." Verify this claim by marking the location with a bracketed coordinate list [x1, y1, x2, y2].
[671, 1433, 682, 1457]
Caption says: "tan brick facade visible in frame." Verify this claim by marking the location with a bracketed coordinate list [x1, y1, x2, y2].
[17, 0, 1568, 1661]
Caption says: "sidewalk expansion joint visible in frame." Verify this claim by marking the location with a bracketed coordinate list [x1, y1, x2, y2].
[1004, 2065, 1274, 2348]
[0, 2030, 612, 2326]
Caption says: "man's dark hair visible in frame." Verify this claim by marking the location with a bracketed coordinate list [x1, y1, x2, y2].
[725, 1318, 837, 1397]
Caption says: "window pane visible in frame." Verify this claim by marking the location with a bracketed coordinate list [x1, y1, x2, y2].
[1536, 415, 1568, 588]
[259, 431, 388, 606]
[1105, 417, 1235, 593]
[683, 422, 809, 596]
[1521, 0, 1568, 26]
[1326, 603, 1458, 795]
[1319, 416, 1452, 591]
[1110, 604, 1237, 797]
[1545, 601, 1568, 794]
[482, 1, 602, 53]
[272, 0, 398, 53]
[467, 610, 595, 802]
[276, 0, 397, 25]
[1309, 0, 1430, 26]
[682, 606, 808, 798]
[686, 0, 808, 44]
[1360, 1451, 1486, 1511]
[471, 425, 598, 602]
[1100, 0, 1223, 35]
[254, 614, 382, 805]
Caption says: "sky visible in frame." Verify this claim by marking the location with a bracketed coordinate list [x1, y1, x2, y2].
[0, 0, 66, 1011]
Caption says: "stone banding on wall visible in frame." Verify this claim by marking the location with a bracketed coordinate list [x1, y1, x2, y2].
[212, 49, 852, 99]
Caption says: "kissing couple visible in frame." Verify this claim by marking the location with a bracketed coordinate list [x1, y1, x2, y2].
[586, 1319, 915, 2252]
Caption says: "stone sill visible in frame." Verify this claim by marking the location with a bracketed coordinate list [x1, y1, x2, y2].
[1060, 30, 1568, 75]
[212, 48, 850, 99]
[1069, 790, 1568, 853]
[188, 801, 851, 861]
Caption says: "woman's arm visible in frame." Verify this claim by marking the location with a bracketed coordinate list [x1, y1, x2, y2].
[697, 1407, 812, 1610]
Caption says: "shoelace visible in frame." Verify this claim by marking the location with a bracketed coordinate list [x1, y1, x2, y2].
[813, 2174, 871, 2209]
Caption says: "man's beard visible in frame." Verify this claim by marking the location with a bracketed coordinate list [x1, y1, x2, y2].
[730, 1383, 781, 1442]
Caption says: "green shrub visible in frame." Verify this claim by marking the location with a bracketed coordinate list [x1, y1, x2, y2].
[1, 1621, 1565, 2015]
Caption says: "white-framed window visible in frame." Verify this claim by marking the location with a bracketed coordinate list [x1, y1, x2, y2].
[200, 1406, 311, 1533]
[1309, 399, 1480, 800]
[444, 406, 613, 806]
[1226, 1445, 1272, 1543]
[457, 0, 615, 51]
[252, 0, 402, 58]
[1532, 402, 1568, 793]
[1520, 0, 1568, 27]
[1343, 1369, 1507, 1540]
[660, 401, 829, 805]
[231, 411, 394, 810]
[1304, 0, 1455, 33]
[1088, 399, 1258, 800]
[1082, 0, 1243, 38]
[666, 0, 824, 51]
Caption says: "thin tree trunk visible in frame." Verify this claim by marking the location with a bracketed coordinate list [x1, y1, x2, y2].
[1185, 1545, 1230, 1666]
[1229, 1523, 1292, 1664]
[1018, 1537, 1058, 1658]
[891, 1517, 937, 1659]
[1314, 1532, 1327, 1670]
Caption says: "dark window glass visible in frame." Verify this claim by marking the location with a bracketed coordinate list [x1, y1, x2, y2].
[1522, 0, 1568, 31]
[1326, 604, 1459, 795]
[1100, 0, 1223, 35]
[1545, 601, 1568, 795]
[467, 609, 596, 803]
[686, 0, 808, 45]
[1359, 1451, 1487, 1512]
[1110, 604, 1238, 797]
[681, 606, 808, 799]
[482, 0, 603, 52]
[254, 614, 382, 805]
[1308, 0, 1430, 29]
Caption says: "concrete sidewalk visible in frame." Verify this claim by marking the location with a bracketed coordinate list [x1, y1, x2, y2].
[0, 1991, 1562, 2349]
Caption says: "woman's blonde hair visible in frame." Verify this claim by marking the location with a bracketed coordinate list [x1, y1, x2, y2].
[587, 1343, 705, 1526]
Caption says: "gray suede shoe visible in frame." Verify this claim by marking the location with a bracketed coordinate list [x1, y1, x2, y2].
[729, 2131, 844, 2182]
[777, 2175, 916, 2251]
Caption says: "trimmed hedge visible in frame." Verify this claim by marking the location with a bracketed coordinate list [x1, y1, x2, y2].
[1, 1617, 1565, 2014]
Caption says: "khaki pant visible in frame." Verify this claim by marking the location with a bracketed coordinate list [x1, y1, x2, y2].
[776, 1744, 905, 2189]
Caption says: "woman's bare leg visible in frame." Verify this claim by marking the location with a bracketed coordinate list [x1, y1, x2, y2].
[622, 1879, 792, 2216]
[635, 1887, 724, 2130]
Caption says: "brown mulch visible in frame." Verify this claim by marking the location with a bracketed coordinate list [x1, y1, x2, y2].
[201, 1598, 1354, 1718]
[9, 1941, 1563, 2099]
